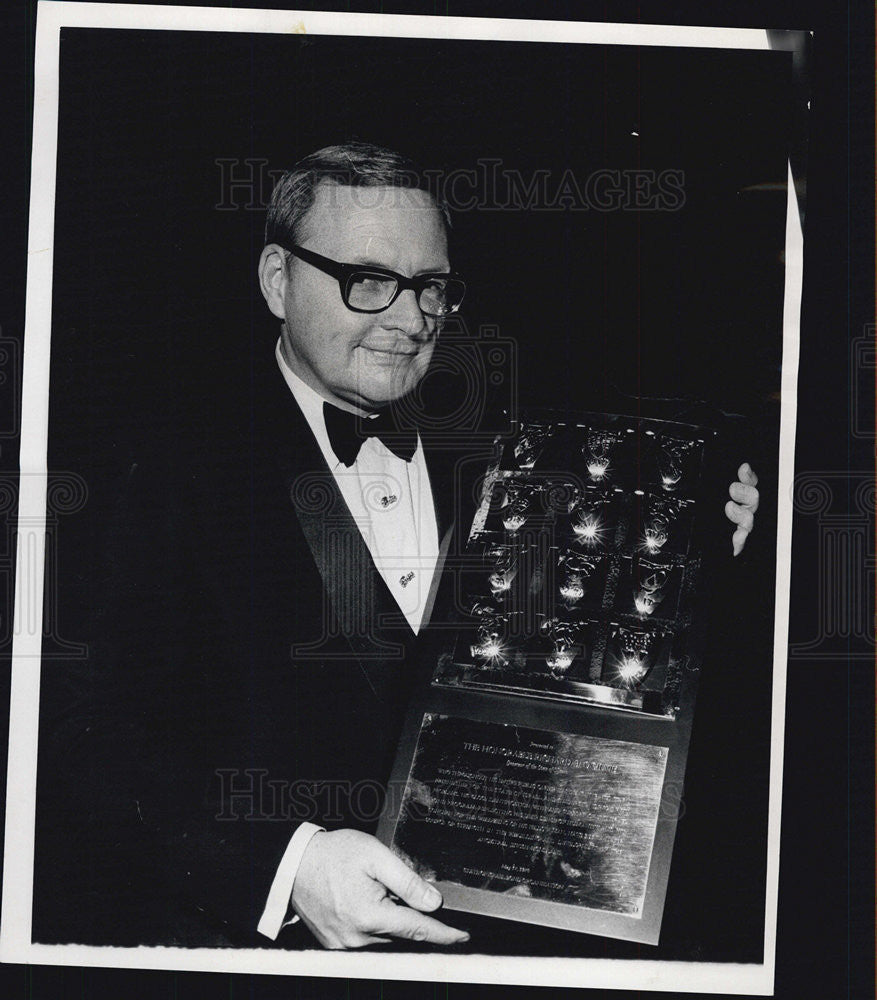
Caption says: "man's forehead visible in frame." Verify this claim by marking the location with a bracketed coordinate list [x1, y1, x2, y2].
[304, 182, 447, 260]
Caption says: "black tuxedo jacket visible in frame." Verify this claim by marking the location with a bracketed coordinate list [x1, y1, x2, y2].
[34, 346, 494, 948]
[33, 354, 772, 960]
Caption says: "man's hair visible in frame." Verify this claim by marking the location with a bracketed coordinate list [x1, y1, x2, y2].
[265, 141, 450, 248]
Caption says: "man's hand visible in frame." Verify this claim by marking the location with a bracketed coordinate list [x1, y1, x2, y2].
[291, 829, 470, 949]
[725, 463, 760, 556]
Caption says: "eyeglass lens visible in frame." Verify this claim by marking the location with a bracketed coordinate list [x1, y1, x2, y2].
[346, 273, 464, 316]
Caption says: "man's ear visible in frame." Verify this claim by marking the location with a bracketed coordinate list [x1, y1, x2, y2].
[258, 244, 289, 321]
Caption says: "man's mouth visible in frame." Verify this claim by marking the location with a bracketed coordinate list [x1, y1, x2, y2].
[359, 344, 419, 357]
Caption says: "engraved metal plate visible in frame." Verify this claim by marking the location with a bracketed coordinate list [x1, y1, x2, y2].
[391, 714, 667, 918]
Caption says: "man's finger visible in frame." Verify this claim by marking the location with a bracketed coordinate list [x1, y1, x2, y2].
[729, 482, 759, 510]
[322, 931, 394, 950]
[366, 841, 443, 913]
[298, 908, 392, 950]
[725, 500, 755, 534]
[738, 463, 759, 487]
[373, 897, 469, 945]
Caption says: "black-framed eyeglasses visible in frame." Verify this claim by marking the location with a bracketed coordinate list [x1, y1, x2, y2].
[279, 243, 466, 318]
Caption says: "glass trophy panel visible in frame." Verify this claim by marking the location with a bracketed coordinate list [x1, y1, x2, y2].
[434, 412, 711, 716]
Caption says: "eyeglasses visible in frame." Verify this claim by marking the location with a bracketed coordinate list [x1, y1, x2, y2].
[279, 243, 466, 318]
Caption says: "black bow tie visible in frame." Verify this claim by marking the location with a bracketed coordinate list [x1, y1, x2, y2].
[323, 402, 418, 467]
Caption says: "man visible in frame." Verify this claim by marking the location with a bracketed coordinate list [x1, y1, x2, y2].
[249, 142, 760, 949]
[35, 142, 759, 951]
[252, 144, 474, 948]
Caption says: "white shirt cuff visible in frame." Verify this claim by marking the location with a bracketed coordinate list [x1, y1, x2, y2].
[256, 821, 325, 941]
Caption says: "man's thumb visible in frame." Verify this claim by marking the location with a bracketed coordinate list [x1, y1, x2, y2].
[370, 842, 443, 911]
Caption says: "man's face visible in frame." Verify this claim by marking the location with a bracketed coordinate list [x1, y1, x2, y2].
[276, 182, 449, 412]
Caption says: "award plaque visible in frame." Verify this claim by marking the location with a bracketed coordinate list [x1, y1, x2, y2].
[378, 409, 719, 944]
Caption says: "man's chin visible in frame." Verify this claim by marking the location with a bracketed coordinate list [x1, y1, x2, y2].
[352, 359, 429, 408]
[352, 379, 421, 411]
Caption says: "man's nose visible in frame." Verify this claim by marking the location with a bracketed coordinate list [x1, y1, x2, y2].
[383, 288, 431, 340]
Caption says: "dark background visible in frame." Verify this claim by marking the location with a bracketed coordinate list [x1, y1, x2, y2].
[46, 27, 789, 448]
[0, 1, 873, 999]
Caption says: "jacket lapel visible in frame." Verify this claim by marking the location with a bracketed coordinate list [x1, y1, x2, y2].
[254, 353, 415, 682]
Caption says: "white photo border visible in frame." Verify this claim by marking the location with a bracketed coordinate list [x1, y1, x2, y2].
[2, 3, 803, 994]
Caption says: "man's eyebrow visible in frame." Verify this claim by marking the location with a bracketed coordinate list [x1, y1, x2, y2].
[348, 256, 452, 274]
[347, 255, 395, 269]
